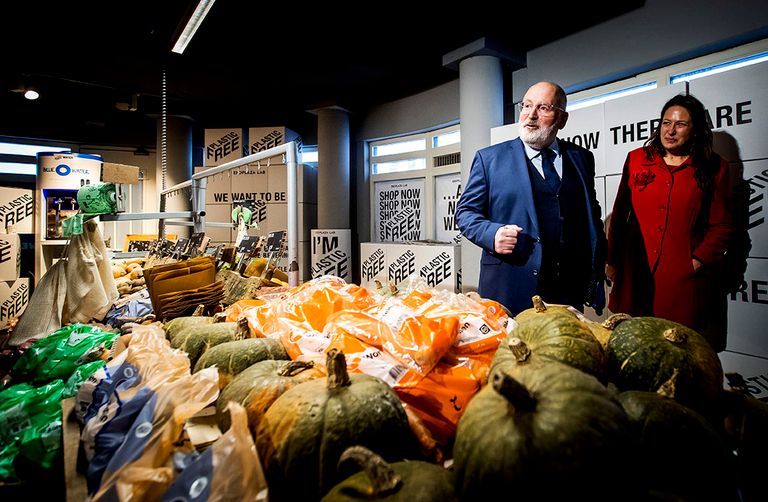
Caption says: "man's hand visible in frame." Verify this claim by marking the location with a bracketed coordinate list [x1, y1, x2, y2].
[494, 225, 523, 254]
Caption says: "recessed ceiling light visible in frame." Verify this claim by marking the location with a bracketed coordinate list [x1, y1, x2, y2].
[24, 89, 39, 100]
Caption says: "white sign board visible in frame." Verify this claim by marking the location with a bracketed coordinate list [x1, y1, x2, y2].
[38, 152, 102, 190]
[435, 174, 463, 244]
[688, 62, 768, 162]
[0, 187, 35, 234]
[373, 179, 426, 242]
[0, 278, 29, 329]
[311, 229, 351, 280]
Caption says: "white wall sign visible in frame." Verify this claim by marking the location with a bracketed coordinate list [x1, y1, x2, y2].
[373, 179, 426, 242]
[0, 187, 35, 233]
[434, 174, 462, 244]
[311, 229, 351, 280]
[688, 63, 768, 162]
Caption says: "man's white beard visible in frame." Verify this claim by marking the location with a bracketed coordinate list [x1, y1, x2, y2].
[519, 121, 558, 149]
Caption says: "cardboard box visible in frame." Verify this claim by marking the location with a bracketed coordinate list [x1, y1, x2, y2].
[360, 242, 388, 290]
[412, 241, 461, 292]
[360, 241, 461, 293]
[0, 187, 35, 234]
[0, 277, 29, 329]
[0, 232, 20, 281]
[101, 162, 140, 184]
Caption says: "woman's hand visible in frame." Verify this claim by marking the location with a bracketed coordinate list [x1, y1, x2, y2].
[692, 258, 703, 272]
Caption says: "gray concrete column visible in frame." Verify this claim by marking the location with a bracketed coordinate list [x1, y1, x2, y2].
[459, 55, 504, 293]
[443, 38, 525, 294]
[316, 107, 350, 229]
[156, 115, 193, 237]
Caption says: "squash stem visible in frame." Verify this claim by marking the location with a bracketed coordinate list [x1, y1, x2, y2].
[657, 369, 679, 399]
[327, 348, 351, 389]
[492, 372, 536, 412]
[338, 446, 402, 497]
[601, 313, 632, 330]
[278, 360, 315, 377]
[532, 295, 547, 313]
[663, 327, 687, 344]
[508, 337, 531, 363]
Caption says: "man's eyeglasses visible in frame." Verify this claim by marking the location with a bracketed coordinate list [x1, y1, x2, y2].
[516, 101, 564, 116]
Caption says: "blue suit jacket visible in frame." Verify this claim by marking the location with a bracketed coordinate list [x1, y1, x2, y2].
[455, 137, 606, 315]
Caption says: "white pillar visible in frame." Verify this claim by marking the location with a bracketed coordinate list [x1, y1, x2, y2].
[316, 107, 350, 229]
[459, 55, 504, 293]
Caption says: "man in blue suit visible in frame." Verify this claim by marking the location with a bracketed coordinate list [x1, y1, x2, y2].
[456, 81, 606, 316]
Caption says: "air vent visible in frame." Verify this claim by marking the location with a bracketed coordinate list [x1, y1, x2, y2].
[433, 152, 460, 167]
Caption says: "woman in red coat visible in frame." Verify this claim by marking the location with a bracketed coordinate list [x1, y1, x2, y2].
[606, 94, 736, 351]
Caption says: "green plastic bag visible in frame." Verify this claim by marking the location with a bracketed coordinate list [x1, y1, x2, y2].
[0, 380, 65, 480]
[62, 360, 106, 398]
[12, 324, 117, 383]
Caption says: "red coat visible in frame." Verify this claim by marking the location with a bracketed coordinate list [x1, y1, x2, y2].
[607, 148, 735, 350]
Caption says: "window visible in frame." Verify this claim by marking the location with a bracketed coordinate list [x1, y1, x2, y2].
[566, 38, 768, 108]
[670, 50, 768, 84]
[567, 81, 658, 111]
[0, 141, 70, 175]
[369, 124, 461, 242]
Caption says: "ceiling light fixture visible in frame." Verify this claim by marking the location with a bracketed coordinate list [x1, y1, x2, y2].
[23, 88, 40, 100]
[171, 0, 217, 54]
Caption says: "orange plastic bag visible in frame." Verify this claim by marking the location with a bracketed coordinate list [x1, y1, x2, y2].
[277, 277, 378, 359]
[224, 299, 266, 323]
[322, 331, 423, 387]
[396, 357, 485, 445]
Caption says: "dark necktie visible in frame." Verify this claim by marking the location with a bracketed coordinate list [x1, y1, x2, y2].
[541, 148, 561, 192]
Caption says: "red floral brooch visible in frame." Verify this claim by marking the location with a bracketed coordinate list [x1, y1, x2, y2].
[632, 168, 655, 191]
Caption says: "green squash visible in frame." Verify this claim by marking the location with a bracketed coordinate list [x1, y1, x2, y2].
[453, 362, 630, 501]
[255, 349, 420, 502]
[193, 337, 290, 388]
[618, 374, 739, 501]
[171, 318, 250, 368]
[215, 359, 322, 432]
[321, 446, 457, 502]
[490, 310, 607, 383]
[606, 316, 723, 415]
[163, 315, 214, 342]
[513, 295, 577, 324]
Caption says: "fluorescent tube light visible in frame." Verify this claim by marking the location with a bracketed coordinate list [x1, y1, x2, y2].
[171, 0, 216, 54]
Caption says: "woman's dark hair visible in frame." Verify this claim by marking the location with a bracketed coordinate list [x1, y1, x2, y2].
[644, 93, 718, 192]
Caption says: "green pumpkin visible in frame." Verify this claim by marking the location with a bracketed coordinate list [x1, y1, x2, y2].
[321, 446, 457, 502]
[490, 310, 607, 383]
[453, 362, 630, 500]
[618, 375, 738, 501]
[513, 295, 578, 324]
[163, 315, 214, 342]
[255, 349, 420, 502]
[171, 318, 250, 367]
[193, 337, 290, 388]
[215, 359, 322, 432]
[606, 317, 723, 415]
